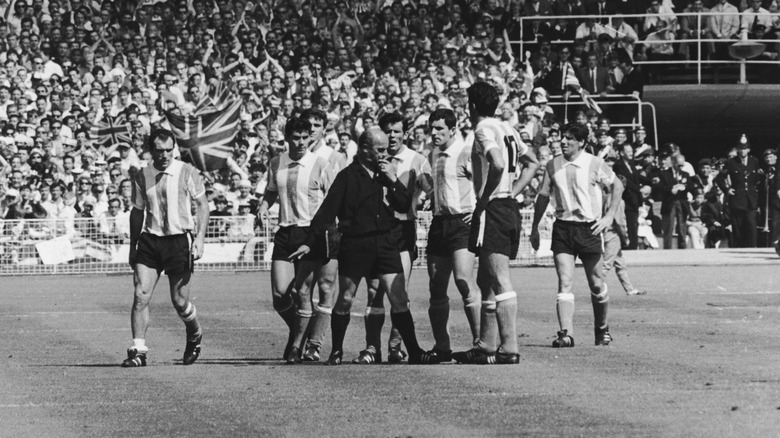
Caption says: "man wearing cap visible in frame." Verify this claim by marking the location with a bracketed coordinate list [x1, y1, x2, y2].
[716, 135, 761, 248]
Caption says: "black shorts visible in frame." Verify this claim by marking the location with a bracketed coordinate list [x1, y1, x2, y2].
[427, 214, 471, 257]
[338, 230, 404, 278]
[395, 220, 418, 261]
[135, 232, 192, 275]
[326, 224, 341, 258]
[272, 226, 328, 262]
[468, 198, 521, 259]
[551, 220, 604, 257]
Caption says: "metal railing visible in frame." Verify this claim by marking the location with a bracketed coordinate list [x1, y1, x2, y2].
[0, 211, 554, 275]
[546, 94, 660, 149]
[513, 11, 780, 84]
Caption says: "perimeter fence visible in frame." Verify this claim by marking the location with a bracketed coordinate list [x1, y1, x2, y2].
[0, 209, 556, 275]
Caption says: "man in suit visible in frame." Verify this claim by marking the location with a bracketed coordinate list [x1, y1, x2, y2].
[613, 135, 642, 249]
[709, 0, 740, 58]
[716, 135, 762, 248]
[657, 153, 691, 249]
[579, 52, 609, 96]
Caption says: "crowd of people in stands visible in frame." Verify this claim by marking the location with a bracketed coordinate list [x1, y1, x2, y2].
[0, 0, 776, 256]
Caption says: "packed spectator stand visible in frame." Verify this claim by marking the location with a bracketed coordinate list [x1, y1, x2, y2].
[0, 0, 777, 271]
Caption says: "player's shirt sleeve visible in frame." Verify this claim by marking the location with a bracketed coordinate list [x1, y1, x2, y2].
[265, 157, 279, 193]
[474, 126, 499, 156]
[320, 158, 335, 193]
[131, 170, 145, 210]
[186, 165, 206, 199]
[595, 157, 616, 188]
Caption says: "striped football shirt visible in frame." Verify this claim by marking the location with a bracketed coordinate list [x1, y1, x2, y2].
[539, 151, 615, 222]
[390, 145, 433, 220]
[429, 135, 476, 216]
[266, 150, 333, 227]
[132, 159, 206, 236]
[311, 140, 347, 175]
[472, 118, 529, 200]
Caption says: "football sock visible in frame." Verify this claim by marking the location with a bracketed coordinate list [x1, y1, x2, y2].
[308, 306, 332, 350]
[390, 310, 422, 356]
[591, 283, 609, 330]
[177, 303, 202, 341]
[273, 294, 296, 329]
[132, 338, 147, 353]
[463, 293, 481, 345]
[428, 297, 450, 352]
[556, 292, 575, 334]
[475, 301, 497, 353]
[292, 309, 312, 350]
[331, 312, 351, 353]
[365, 307, 385, 353]
[495, 292, 518, 355]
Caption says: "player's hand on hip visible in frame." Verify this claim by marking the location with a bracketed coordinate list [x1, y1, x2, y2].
[462, 212, 473, 224]
[192, 239, 205, 260]
[288, 245, 310, 261]
[529, 228, 540, 251]
[591, 216, 611, 235]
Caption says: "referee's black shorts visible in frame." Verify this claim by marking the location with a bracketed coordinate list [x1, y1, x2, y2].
[135, 232, 192, 275]
[468, 198, 521, 259]
[338, 229, 404, 279]
[551, 220, 604, 257]
[395, 219, 418, 262]
[427, 213, 471, 257]
[272, 226, 328, 263]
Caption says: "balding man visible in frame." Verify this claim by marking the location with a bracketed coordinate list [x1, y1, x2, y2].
[290, 128, 431, 365]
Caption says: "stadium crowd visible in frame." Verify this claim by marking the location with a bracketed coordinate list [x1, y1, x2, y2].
[0, 0, 776, 255]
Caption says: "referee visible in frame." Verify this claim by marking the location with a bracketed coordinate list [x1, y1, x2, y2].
[122, 128, 210, 367]
[289, 128, 432, 365]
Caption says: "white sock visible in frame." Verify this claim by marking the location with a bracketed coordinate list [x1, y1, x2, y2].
[132, 338, 148, 352]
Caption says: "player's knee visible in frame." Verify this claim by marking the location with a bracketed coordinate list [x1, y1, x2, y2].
[591, 283, 609, 303]
[133, 286, 153, 305]
[462, 290, 480, 308]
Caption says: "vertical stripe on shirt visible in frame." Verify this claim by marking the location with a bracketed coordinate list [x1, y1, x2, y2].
[544, 152, 615, 222]
[267, 151, 333, 227]
[430, 137, 476, 216]
[132, 160, 205, 236]
[472, 118, 529, 200]
[392, 146, 432, 220]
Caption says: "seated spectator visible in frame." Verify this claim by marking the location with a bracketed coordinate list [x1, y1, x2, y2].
[701, 187, 731, 247]
[98, 198, 130, 245]
[709, 0, 741, 58]
[679, 0, 712, 61]
[687, 189, 708, 249]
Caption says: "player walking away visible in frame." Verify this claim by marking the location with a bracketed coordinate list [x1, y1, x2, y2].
[122, 128, 209, 367]
[422, 108, 481, 362]
[257, 118, 334, 363]
[299, 109, 347, 362]
[452, 82, 540, 365]
[289, 128, 434, 365]
[355, 112, 433, 365]
[529, 124, 624, 348]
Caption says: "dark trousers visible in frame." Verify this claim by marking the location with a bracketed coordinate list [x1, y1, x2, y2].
[662, 201, 687, 249]
[730, 208, 757, 248]
[625, 209, 639, 250]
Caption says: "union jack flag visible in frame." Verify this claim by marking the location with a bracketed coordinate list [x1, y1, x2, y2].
[194, 81, 234, 115]
[90, 114, 132, 148]
[165, 97, 242, 171]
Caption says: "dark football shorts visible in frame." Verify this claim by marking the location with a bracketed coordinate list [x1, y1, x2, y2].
[551, 220, 604, 257]
[338, 229, 404, 278]
[468, 198, 521, 259]
[396, 219, 418, 262]
[427, 214, 471, 257]
[135, 232, 192, 275]
[272, 226, 328, 263]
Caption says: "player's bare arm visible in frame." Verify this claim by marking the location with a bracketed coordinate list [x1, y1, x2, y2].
[192, 192, 210, 260]
[476, 147, 505, 212]
[256, 190, 278, 225]
[511, 149, 541, 197]
[530, 170, 552, 251]
[591, 176, 624, 235]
